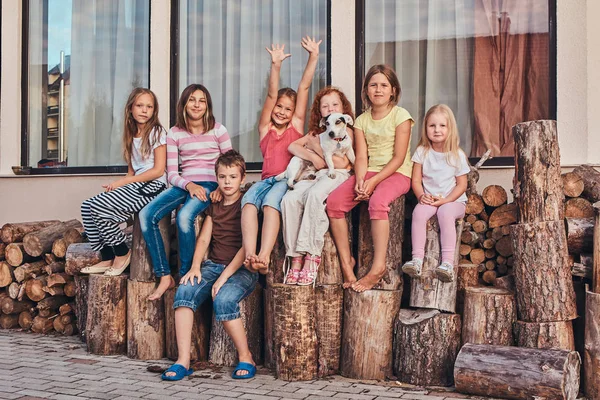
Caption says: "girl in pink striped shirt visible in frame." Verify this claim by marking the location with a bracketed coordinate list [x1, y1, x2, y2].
[141, 84, 232, 301]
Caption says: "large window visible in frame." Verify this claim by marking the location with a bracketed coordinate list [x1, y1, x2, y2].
[25, 0, 150, 169]
[363, 0, 553, 159]
[176, 0, 329, 165]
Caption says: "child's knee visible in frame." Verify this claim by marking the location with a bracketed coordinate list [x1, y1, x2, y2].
[212, 294, 240, 321]
[367, 196, 390, 219]
[176, 209, 198, 233]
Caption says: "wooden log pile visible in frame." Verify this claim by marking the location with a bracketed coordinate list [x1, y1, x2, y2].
[0, 220, 82, 334]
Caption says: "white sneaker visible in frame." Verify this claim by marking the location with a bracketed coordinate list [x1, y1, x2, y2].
[402, 258, 423, 278]
[435, 262, 455, 282]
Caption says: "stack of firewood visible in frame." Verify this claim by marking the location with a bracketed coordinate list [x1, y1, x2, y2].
[0, 220, 84, 335]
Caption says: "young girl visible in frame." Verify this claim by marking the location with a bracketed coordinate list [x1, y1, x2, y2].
[242, 37, 321, 272]
[402, 104, 470, 282]
[326, 65, 414, 293]
[280, 87, 355, 285]
[140, 84, 232, 300]
[80, 88, 167, 275]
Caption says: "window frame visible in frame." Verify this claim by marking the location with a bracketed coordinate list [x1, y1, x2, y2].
[20, 0, 152, 175]
[170, 0, 332, 173]
[355, 0, 557, 167]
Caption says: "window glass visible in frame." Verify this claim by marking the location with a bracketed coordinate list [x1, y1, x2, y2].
[178, 1, 328, 164]
[364, 0, 550, 157]
[27, 0, 150, 168]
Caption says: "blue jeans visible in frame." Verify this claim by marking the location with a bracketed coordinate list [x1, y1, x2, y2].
[173, 260, 258, 321]
[241, 176, 289, 212]
[139, 181, 218, 277]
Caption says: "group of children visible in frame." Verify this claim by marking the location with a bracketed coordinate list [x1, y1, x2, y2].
[79, 36, 471, 381]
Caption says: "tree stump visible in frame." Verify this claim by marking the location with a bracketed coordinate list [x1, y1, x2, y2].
[317, 231, 343, 285]
[393, 308, 461, 386]
[341, 289, 401, 380]
[163, 286, 211, 361]
[456, 263, 480, 314]
[510, 221, 577, 322]
[1, 220, 60, 244]
[208, 284, 263, 367]
[127, 280, 165, 360]
[266, 230, 286, 286]
[271, 284, 317, 381]
[86, 275, 127, 355]
[357, 196, 404, 290]
[65, 243, 101, 275]
[23, 219, 83, 257]
[514, 320, 575, 350]
[315, 284, 343, 377]
[409, 217, 463, 313]
[585, 289, 600, 399]
[573, 165, 600, 203]
[74, 275, 89, 342]
[595, 202, 600, 293]
[263, 285, 276, 369]
[513, 120, 564, 224]
[461, 287, 516, 346]
[130, 215, 170, 282]
[565, 217, 594, 254]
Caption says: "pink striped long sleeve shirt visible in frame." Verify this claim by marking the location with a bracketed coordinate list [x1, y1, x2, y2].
[166, 124, 233, 190]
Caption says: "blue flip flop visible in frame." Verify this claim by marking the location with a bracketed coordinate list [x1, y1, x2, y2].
[161, 363, 194, 381]
[232, 362, 256, 379]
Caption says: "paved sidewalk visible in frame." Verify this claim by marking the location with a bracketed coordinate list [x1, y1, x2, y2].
[0, 330, 473, 400]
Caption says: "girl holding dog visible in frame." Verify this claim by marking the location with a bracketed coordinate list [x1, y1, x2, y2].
[402, 104, 469, 282]
[241, 36, 321, 273]
[280, 87, 355, 286]
[326, 64, 414, 292]
[80, 88, 167, 276]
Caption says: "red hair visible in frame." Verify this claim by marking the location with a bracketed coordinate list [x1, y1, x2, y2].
[307, 86, 354, 135]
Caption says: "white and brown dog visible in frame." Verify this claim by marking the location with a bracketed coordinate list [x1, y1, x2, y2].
[276, 113, 355, 188]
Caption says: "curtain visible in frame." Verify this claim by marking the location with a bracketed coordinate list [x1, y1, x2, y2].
[67, 0, 149, 166]
[179, 0, 328, 163]
[365, 0, 474, 154]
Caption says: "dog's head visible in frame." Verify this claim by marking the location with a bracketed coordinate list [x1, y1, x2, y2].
[319, 113, 353, 139]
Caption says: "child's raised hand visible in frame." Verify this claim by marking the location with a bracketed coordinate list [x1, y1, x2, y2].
[301, 36, 322, 56]
[266, 44, 291, 65]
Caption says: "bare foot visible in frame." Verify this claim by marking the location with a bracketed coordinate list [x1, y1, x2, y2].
[243, 253, 257, 268]
[251, 252, 270, 274]
[341, 257, 357, 289]
[351, 270, 384, 292]
[148, 275, 175, 301]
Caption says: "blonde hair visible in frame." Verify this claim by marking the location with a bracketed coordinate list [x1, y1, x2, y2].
[418, 104, 464, 167]
[122, 88, 163, 163]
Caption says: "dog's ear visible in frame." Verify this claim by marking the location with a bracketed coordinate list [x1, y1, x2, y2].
[342, 114, 354, 126]
[319, 116, 328, 128]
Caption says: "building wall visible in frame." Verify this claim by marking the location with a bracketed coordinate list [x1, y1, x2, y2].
[0, 0, 598, 223]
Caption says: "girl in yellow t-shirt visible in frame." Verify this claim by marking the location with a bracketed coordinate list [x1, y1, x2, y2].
[326, 64, 413, 292]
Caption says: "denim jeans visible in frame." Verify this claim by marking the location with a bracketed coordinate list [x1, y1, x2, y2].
[173, 260, 258, 321]
[241, 176, 289, 212]
[139, 181, 218, 277]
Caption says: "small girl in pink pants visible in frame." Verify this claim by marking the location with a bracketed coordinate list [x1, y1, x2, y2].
[402, 104, 470, 282]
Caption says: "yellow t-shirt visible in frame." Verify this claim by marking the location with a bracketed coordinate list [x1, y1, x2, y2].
[354, 106, 414, 178]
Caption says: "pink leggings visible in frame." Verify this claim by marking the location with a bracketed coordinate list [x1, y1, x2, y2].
[411, 202, 466, 263]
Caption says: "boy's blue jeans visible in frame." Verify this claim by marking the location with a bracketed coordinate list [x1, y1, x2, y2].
[173, 260, 258, 321]
[139, 181, 218, 277]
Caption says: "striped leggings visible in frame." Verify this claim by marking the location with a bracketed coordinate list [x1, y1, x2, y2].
[81, 180, 166, 253]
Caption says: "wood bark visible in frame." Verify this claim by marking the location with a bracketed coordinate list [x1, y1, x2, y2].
[86, 274, 127, 355]
[357, 196, 404, 290]
[315, 284, 343, 377]
[393, 308, 461, 386]
[513, 120, 564, 224]
[37, 296, 69, 311]
[510, 221, 577, 322]
[271, 284, 317, 381]
[59, 303, 74, 315]
[317, 231, 344, 285]
[0, 314, 19, 329]
[18, 310, 35, 330]
[456, 263, 480, 314]
[488, 203, 518, 228]
[562, 172, 585, 198]
[127, 280, 165, 360]
[409, 217, 463, 313]
[0, 262, 14, 287]
[566, 217, 594, 254]
[514, 320, 575, 351]
[473, 220, 488, 233]
[31, 315, 54, 333]
[595, 202, 600, 293]
[482, 270, 497, 285]
[209, 285, 263, 367]
[5, 243, 37, 266]
[43, 261, 65, 275]
[585, 289, 600, 399]
[494, 274, 516, 292]
[52, 227, 84, 258]
[495, 236, 513, 257]
[64, 281, 76, 297]
[65, 243, 101, 275]
[267, 229, 286, 286]
[0, 242, 4, 261]
[23, 219, 83, 257]
[466, 194, 485, 215]
[46, 272, 71, 287]
[565, 197, 594, 218]
[74, 275, 89, 342]
[14, 260, 46, 282]
[482, 185, 507, 207]
[130, 215, 170, 282]
[341, 289, 401, 380]
[454, 343, 580, 400]
[462, 287, 516, 346]
[573, 164, 600, 203]
[1, 220, 60, 244]
[1, 298, 34, 314]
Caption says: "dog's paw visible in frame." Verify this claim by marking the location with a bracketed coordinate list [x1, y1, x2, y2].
[327, 171, 336, 179]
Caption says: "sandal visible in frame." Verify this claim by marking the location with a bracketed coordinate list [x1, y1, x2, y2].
[297, 255, 321, 286]
[283, 256, 303, 285]
[161, 363, 193, 381]
[232, 361, 256, 379]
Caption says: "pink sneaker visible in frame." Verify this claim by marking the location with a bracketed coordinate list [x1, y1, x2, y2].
[284, 256, 303, 285]
[298, 255, 321, 286]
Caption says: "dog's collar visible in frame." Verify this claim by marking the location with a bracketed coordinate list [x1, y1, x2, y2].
[333, 135, 347, 142]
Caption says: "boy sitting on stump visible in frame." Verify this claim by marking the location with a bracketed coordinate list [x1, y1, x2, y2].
[162, 150, 258, 381]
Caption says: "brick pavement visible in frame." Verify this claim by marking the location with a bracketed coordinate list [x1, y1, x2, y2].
[0, 330, 475, 400]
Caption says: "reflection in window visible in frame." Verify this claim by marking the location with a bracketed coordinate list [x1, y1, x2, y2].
[27, 0, 150, 168]
[365, 0, 550, 157]
[178, 1, 328, 164]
